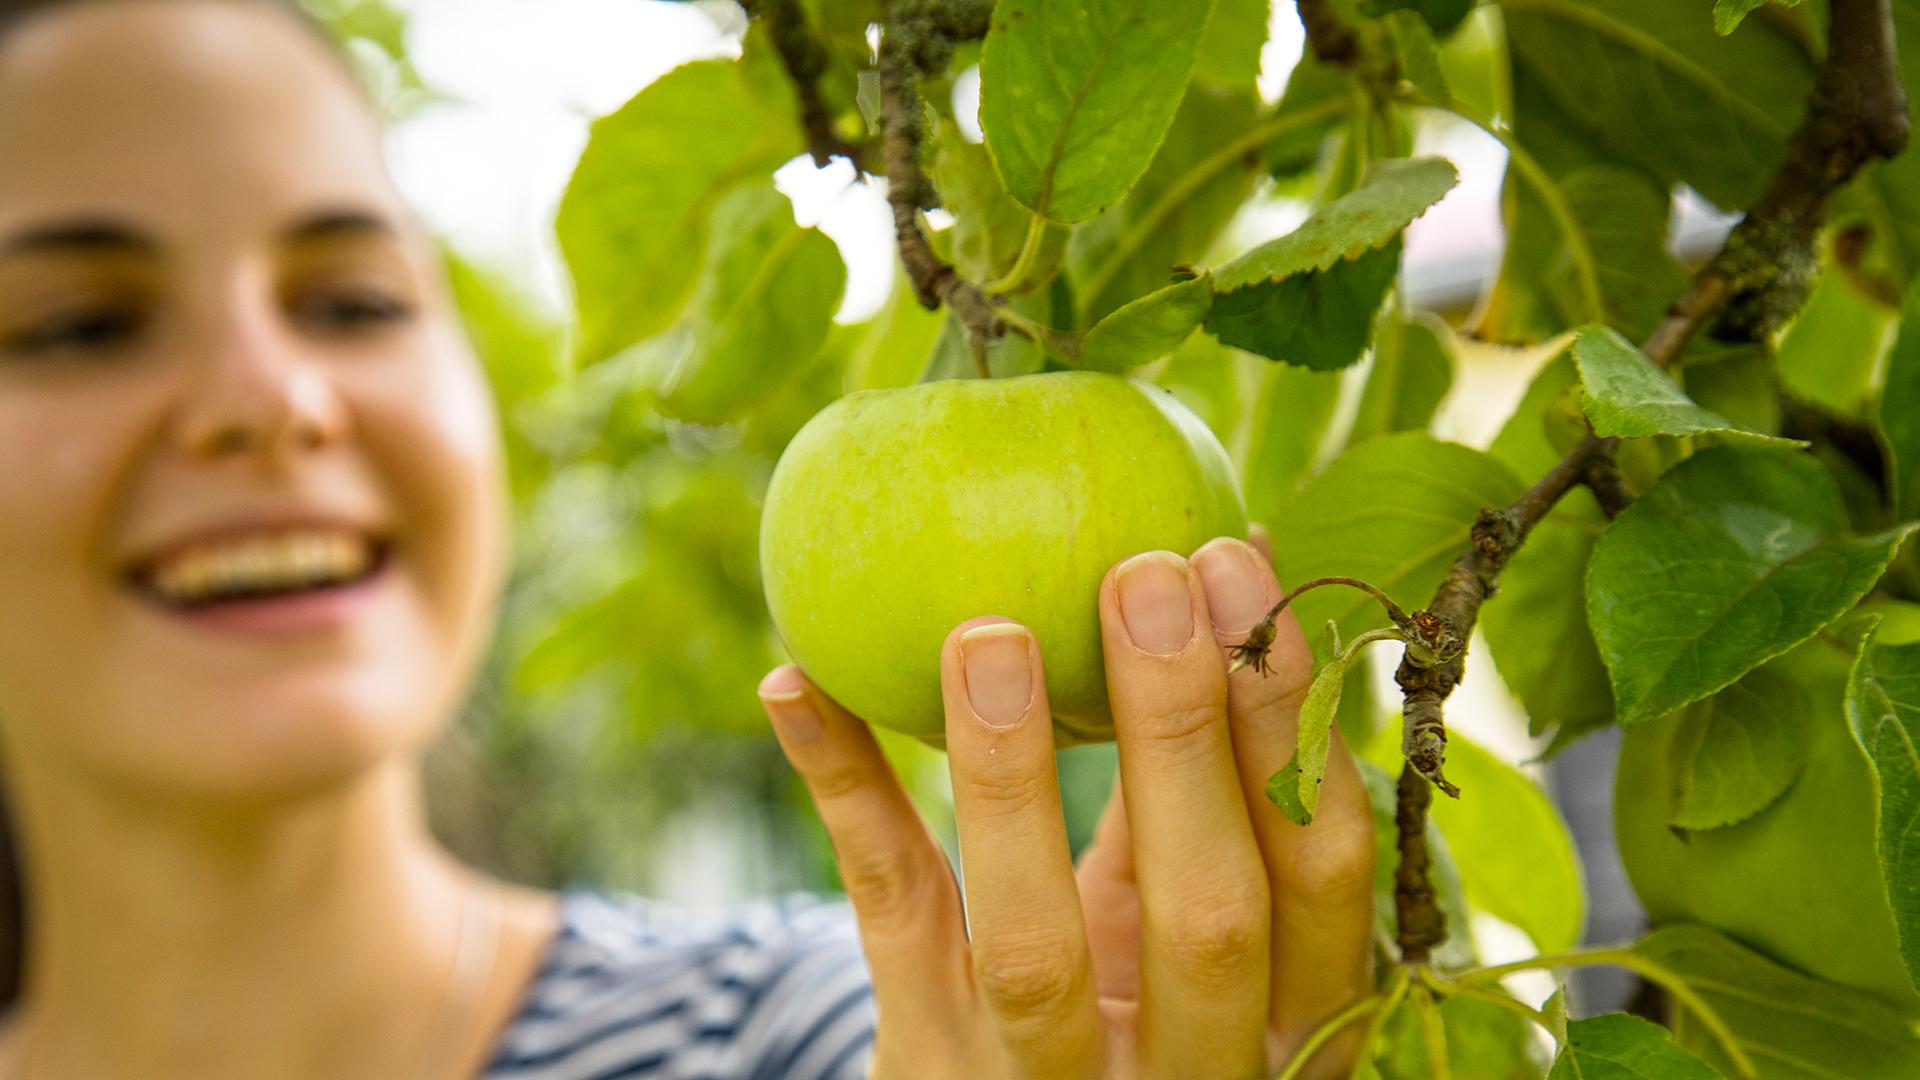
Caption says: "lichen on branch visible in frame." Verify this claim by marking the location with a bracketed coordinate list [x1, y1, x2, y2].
[876, 0, 1003, 377]
[1283, 0, 1911, 969]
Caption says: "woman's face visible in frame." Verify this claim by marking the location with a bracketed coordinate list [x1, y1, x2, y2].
[0, 1, 509, 804]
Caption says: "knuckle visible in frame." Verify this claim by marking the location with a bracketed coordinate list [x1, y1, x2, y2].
[1163, 878, 1270, 977]
[972, 935, 1088, 1019]
[1129, 700, 1228, 748]
[1282, 811, 1377, 906]
[955, 762, 1051, 819]
[805, 760, 871, 805]
[838, 842, 945, 932]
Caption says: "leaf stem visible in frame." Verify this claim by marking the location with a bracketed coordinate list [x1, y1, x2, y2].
[1420, 968, 1556, 1033]
[1412, 982, 1453, 1080]
[983, 213, 1053, 296]
[1273, 986, 1386, 1080]
[1457, 948, 1759, 1080]
[1072, 96, 1348, 323]
[1358, 965, 1414, 1066]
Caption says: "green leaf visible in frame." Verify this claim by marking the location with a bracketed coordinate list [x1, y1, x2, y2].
[1274, 628, 1397, 824]
[1383, 9, 1452, 106]
[1665, 665, 1810, 832]
[1587, 445, 1920, 728]
[978, 0, 1216, 223]
[1240, 360, 1343, 525]
[1713, 0, 1804, 35]
[1193, 0, 1270, 92]
[1264, 758, 1310, 824]
[1881, 290, 1920, 519]
[1349, 310, 1455, 443]
[646, 186, 846, 423]
[1267, 432, 1528, 658]
[1548, 1013, 1723, 1080]
[556, 49, 802, 364]
[1357, 759, 1479, 972]
[1676, 341, 1783, 439]
[1501, 0, 1813, 211]
[1361, 0, 1476, 36]
[1633, 925, 1920, 1079]
[1362, 728, 1586, 952]
[1075, 273, 1213, 371]
[1068, 85, 1265, 325]
[1262, 56, 1352, 180]
[1373, 993, 1545, 1078]
[1213, 157, 1460, 288]
[1206, 158, 1457, 369]
[1776, 265, 1900, 417]
[935, 121, 1065, 288]
[1846, 623, 1920, 995]
[1206, 240, 1402, 370]
[919, 298, 1049, 382]
[1574, 325, 1806, 448]
[843, 268, 947, 392]
[1478, 62, 1687, 344]
[1873, 0, 1920, 282]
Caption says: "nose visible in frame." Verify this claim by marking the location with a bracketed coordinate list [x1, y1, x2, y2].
[175, 300, 349, 465]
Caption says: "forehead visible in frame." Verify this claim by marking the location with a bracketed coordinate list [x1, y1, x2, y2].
[0, 1, 402, 244]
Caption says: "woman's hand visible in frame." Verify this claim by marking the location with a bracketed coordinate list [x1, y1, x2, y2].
[756, 536, 1376, 1079]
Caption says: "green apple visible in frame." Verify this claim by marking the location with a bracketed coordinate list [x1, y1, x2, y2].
[760, 370, 1247, 747]
[1614, 604, 1920, 1013]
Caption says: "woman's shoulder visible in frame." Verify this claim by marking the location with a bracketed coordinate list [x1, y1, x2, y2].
[479, 888, 875, 1080]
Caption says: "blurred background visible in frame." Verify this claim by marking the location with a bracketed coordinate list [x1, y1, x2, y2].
[303, 0, 1739, 1001]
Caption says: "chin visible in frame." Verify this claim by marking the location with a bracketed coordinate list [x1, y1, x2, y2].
[83, 671, 455, 809]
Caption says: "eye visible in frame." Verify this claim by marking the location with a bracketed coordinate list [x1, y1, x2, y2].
[294, 289, 417, 333]
[2, 307, 142, 357]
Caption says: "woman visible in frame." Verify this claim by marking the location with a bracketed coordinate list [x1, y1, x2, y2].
[0, 0, 1376, 1076]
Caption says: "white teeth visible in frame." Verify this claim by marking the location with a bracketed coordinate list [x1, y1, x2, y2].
[145, 530, 376, 605]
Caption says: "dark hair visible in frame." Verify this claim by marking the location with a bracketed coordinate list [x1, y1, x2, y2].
[0, 0, 353, 1016]
[0, 0, 330, 40]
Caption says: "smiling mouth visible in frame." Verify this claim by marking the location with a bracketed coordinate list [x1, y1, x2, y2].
[126, 537, 394, 613]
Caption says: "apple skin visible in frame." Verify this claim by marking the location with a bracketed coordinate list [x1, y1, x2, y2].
[760, 370, 1247, 747]
[1614, 601, 1920, 1014]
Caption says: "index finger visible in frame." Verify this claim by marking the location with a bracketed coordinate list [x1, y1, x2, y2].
[1100, 550, 1271, 1078]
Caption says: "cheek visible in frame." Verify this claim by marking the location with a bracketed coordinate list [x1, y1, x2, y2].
[353, 333, 508, 671]
[0, 375, 159, 726]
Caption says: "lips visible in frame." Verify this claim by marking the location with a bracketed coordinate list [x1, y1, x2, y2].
[120, 520, 393, 607]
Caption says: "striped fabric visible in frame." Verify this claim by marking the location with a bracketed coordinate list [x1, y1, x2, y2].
[480, 889, 876, 1080]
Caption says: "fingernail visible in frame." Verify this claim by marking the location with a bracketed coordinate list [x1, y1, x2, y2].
[959, 622, 1033, 730]
[1117, 551, 1193, 656]
[1193, 537, 1268, 635]
[758, 667, 822, 742]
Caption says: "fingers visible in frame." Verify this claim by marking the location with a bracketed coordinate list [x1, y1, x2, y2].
[757, 666, 974, 1052]
[941, 617, 1106, 1079]
[1074, 770, 1140, 1004]
[1190, 537, 1377, 1071]
[1100, 551, 1270, 1077]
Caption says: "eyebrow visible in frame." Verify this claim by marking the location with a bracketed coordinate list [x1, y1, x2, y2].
[0, 207, 402, 260]
[281, 208, 402, 246]
[0, 219, 158, 260]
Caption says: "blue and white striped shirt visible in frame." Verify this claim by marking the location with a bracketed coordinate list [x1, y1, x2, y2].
[479, 889, 876, 1080]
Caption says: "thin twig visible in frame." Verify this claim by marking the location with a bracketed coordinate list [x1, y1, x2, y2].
[877, 1, 1006, 376]
[1383, 0, 1908, 966]
[740, 0, 867, 169]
